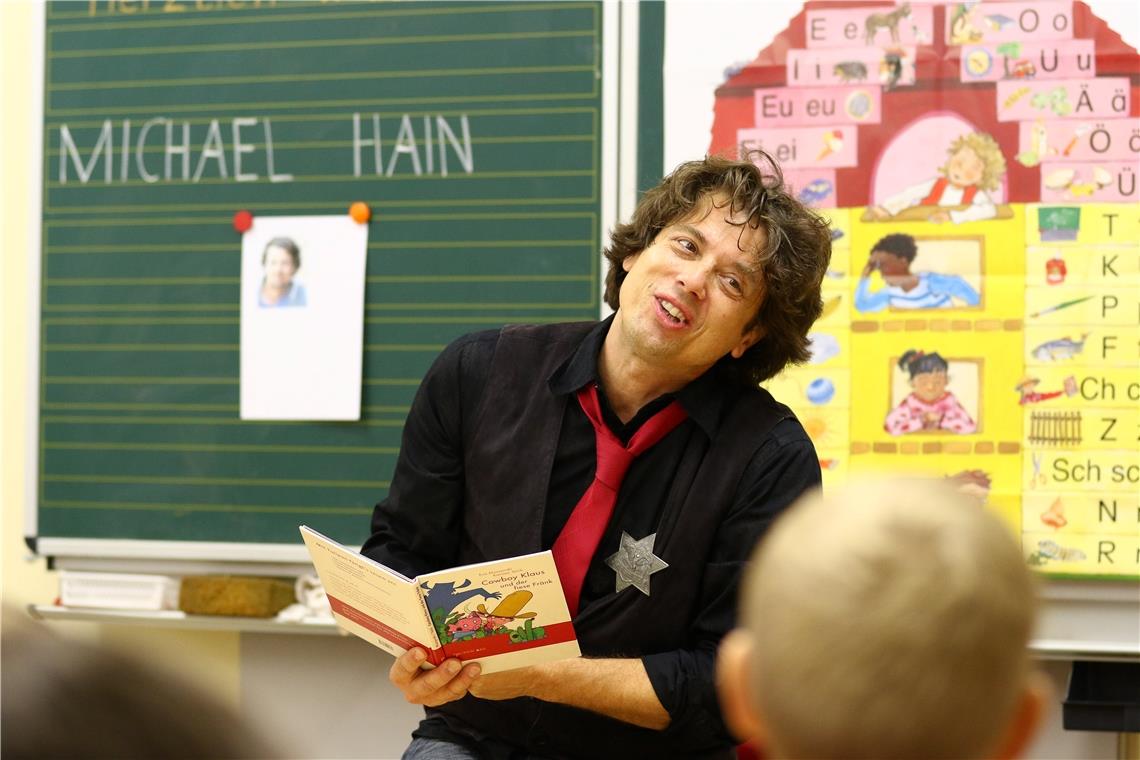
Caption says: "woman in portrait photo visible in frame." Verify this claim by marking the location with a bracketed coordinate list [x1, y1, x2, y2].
[258, 237, 307, 307]
[885, 349, 977, 435]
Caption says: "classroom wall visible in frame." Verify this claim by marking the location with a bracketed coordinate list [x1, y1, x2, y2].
[0, 0, 241, 712]
[2, 2, 1135, 758]
[2, 3, 58, 621]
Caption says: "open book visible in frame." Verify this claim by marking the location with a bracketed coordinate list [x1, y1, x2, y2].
[300, 526, 580, 674]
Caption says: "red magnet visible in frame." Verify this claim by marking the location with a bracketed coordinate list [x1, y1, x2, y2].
[233, 210, 253, 233]
[349, 202, 372, 224]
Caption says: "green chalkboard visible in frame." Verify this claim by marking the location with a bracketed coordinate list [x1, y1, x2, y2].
[37, 1, 604, 554]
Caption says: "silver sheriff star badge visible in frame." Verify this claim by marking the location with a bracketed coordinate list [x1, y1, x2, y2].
[605, 531, 668, 597]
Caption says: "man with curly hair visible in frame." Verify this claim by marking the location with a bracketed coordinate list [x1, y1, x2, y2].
[363, 153, 833, 759]
[871, 131, 1008, 224]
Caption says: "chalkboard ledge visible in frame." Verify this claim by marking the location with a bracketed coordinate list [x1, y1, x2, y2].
[27, 604, 340, 637]
[26, 605, 1139, 662]
[1031, 639, 1140, 663]
[1033, 579, 1140, 662]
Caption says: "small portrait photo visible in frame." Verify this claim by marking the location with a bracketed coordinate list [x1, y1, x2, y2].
[855, 233, 983, 313]
[257, 236, 307, 308]
[885, 349, 981, 436]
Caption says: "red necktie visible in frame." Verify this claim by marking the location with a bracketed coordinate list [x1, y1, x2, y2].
[552, 385, 687, 615]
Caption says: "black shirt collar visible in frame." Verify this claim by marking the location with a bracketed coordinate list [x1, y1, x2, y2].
[547, 314, 735, 439]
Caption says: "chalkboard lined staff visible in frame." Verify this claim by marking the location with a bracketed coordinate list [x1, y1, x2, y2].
[36, 2, 606, 550]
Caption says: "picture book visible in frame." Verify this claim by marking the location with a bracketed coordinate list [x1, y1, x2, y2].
[299, 526, 580, 674]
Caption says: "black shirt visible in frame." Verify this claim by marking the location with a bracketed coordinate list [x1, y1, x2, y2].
[363, 318, 821, 757]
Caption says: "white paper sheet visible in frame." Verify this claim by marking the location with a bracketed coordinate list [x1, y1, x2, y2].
[240, 215, 368, 420]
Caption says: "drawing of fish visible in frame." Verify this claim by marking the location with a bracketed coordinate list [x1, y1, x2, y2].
[1031, 333, 1089, 361]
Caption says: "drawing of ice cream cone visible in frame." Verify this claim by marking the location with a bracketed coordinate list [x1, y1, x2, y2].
[816, 129, 844, 161]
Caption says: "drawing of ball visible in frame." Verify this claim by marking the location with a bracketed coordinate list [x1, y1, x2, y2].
[806, 378, 836, 405]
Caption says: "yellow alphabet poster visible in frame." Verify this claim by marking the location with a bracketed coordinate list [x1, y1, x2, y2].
[701, 1, 1138, 580]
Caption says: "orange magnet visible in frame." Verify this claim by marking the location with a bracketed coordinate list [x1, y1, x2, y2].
[349, 202, 372, 224]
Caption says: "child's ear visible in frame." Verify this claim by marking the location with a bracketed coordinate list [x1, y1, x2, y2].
[990, 670, 1052, 760]
[716, 629, 767, 745]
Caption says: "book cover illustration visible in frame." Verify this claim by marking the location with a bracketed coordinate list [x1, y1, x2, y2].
[417, 555, 579, 672]
[300, 526, 579, 674]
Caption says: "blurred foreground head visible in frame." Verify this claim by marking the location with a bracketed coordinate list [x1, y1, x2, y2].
[718, 477, 1048, 760]
[1, 615, 277, 760]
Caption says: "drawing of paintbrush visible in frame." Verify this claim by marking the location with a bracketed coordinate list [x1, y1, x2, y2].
[1029, 295, 1094, 318]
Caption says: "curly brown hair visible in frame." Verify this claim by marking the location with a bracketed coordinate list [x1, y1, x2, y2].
[603, 152, 833, 386]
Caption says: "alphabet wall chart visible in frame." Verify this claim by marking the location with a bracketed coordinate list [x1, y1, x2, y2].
[710, 1, 1138, 580]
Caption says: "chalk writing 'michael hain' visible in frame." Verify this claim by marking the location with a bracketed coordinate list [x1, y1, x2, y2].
[56, 113, 474, 184]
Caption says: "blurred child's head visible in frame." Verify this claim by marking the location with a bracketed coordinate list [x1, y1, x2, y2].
[718, 477, 1047, 760]
[2, 614, 279, 759]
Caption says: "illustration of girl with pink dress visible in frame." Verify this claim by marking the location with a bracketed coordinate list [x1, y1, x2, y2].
[885, 350, 977, 435]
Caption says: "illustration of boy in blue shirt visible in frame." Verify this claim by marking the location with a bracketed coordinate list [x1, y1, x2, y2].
[855, 233, 980, 312]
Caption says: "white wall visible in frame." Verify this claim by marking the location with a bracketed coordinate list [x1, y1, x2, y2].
[242, 634, 422, 759]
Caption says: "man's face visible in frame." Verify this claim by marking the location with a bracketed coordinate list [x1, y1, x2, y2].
[614, 194, 766, 375]
[946, 146, 984, 188]
[868, 249, 910, 277]
[911, 370, 948, 402]
[264, 245, 297, 289]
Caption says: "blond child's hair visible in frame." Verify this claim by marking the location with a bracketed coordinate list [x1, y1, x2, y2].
[738, 477, 1037, 760]
[940, 132, 1007, 191]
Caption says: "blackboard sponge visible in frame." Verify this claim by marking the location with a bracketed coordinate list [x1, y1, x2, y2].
[178, 576, 295, 618]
